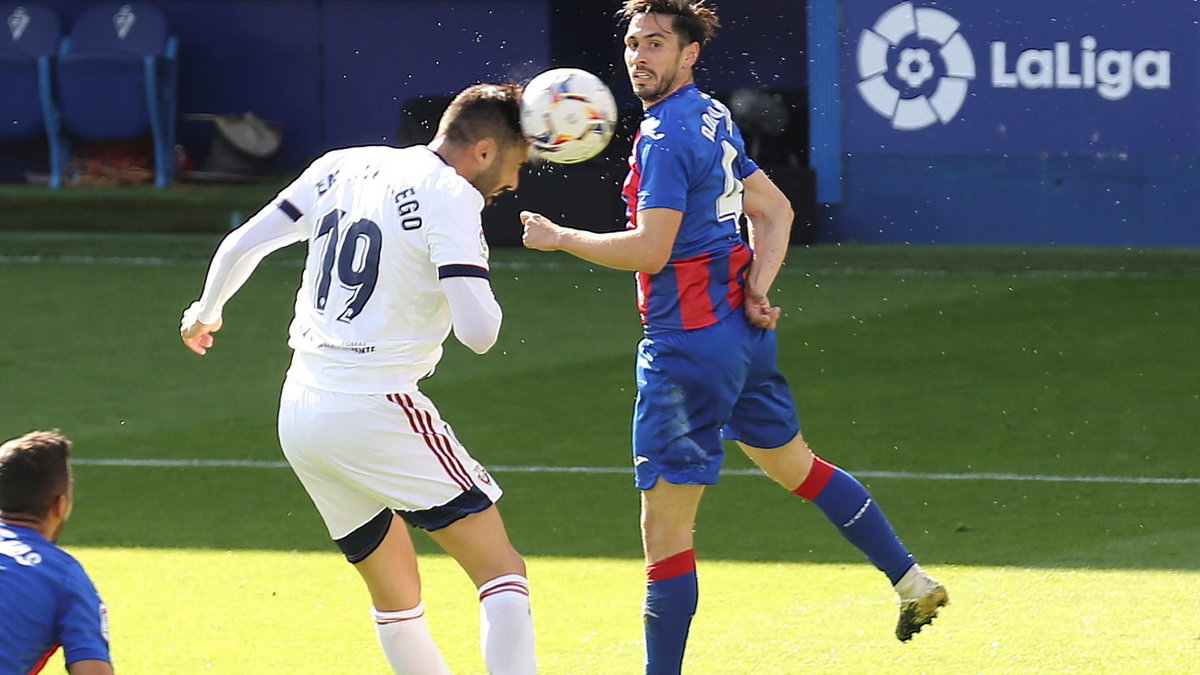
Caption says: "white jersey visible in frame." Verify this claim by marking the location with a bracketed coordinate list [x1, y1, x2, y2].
[275, 146, 491, 394]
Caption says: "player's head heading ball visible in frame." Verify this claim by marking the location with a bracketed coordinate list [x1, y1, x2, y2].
[436, 83, 525, 152]
[0, 430, 72, 523]
[617, 0, 721, 49]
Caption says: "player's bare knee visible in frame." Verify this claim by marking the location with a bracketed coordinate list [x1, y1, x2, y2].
[459, 548, 526, 588]
[740, 435, 816, 490]
[487, 546, 526, 577]
[641, 517, 694, 561]
[493, 551, 527, 580]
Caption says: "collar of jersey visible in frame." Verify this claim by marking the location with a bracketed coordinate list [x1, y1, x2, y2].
[646, 83, 697, 114]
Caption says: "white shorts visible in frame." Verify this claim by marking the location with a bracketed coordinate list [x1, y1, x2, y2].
[277, 378, 503, 540]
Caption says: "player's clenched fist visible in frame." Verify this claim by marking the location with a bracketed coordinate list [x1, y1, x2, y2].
[180, 301, 222, 356]
[743, 286, 781, 331]
[520, 210, 561, 251]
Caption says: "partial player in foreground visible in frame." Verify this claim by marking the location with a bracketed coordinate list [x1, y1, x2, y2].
[0, 430, 113, 675]
[521, 1, 947, 672]
[181, 84, 536, 674]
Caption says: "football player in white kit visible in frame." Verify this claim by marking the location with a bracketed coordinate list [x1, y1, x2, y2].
[180, 83, 535, 675]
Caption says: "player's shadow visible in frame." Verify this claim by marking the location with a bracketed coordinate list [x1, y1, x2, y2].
[69, 346, 1200, 573]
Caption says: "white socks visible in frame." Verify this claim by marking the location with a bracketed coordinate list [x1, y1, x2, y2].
[372, 575, 536, 675]
[478, 574, 536, 675]
[372, 603, 452, 675]
[893, 563, 939, 601]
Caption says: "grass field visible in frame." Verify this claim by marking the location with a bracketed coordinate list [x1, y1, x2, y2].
[1, 232, 1197, 673]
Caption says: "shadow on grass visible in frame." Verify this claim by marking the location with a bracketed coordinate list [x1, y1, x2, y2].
[69, 464, 1200, 571]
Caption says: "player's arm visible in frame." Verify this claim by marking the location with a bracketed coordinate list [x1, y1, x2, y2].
[67, 659, 114, 675]
[740, 169, 794, 330]
[180, 203, 306, 355]
[520, 208, 680, 274]
[441, 275, 502, 354]
[59, 575, 115, 675]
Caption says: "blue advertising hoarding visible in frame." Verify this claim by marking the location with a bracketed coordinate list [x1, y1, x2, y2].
[842, 0, 1199, 156]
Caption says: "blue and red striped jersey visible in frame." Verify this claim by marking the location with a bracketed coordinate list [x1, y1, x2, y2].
[622, 84, 760, 333]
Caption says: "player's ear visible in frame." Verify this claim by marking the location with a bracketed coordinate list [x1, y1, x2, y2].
[51, 492, 71, 522]
[683, 41, 700, 69]
[473, 137, 498, 168]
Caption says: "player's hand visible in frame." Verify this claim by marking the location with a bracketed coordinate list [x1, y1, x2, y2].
[743, 286, 781, 330]
[520, 210, 561, 251]
[180, 302, 223, 356]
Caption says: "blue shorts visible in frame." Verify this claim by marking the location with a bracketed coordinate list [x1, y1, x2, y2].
[632, 312, 800, 489]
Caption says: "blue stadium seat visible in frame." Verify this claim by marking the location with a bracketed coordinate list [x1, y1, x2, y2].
[55, 2, 178, 188]
[0, 3, 68, 186]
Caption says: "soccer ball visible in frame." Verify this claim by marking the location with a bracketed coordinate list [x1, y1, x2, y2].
[520, 68, 618, 164]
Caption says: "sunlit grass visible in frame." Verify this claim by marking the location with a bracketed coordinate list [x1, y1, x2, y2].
[43, 549, 1200, 673]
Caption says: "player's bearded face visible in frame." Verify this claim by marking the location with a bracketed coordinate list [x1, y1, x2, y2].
[473, 142, 526, 205]
[631, 58, 683, 104]
[624, 13, 689, 105]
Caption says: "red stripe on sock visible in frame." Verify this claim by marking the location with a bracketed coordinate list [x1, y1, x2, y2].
[479, 582, 530, 601]
[792, 456, 836, 501]
[376, 612, 424, 625]
[647, 549, 696, 583]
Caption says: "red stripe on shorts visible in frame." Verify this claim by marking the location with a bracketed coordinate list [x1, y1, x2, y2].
[407, 394, 474, 489]
[389, 393, 473, 491]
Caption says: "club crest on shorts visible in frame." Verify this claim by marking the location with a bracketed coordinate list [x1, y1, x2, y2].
[474, 463, 494, 486]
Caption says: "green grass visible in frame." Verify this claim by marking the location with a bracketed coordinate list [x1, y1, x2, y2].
[42, 550, 1200, 673]
[0, 183, 283, 233]
[1, 232, 1197, 672]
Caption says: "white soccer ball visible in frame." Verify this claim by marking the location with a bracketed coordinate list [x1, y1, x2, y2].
[520, 68, 618, 164]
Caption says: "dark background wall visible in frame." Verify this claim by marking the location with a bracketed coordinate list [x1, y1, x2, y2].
[12, 0, 810, 243]
[15, 1, 1194, 247]
[24, 0, 807, 170]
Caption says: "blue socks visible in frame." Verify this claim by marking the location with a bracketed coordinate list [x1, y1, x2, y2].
[793, 456, 915, 584]
[644, 549, 697, 674]
[639, 458, 914, 674]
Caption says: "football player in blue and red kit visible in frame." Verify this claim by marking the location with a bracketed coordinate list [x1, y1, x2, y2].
[521, 1, 949, 672]
[0, 430, 113, 675]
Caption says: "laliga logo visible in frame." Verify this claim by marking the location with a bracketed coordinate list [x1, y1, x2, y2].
[856, 2, 974, 131]
[991, 37, 1171, 102]
[858, 2, 1174, 131]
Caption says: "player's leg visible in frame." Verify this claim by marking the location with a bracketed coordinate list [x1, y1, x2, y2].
[347, 511, 452, 674]
[739, 434, 917, 582]
[425, 505, 535, 675]
[640, 479, 705, 675]
[739, 436, 948, 640]
[374, 389, 534, 673]
[631, 328, 731, 675]
[277, 381, 451, 674]
[724, 324, 947, 640]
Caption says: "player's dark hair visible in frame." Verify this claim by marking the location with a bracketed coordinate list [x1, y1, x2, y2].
[617, 0, 721, 48]
[436, 82, 525, 150]
[0, 430, 71, 520]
